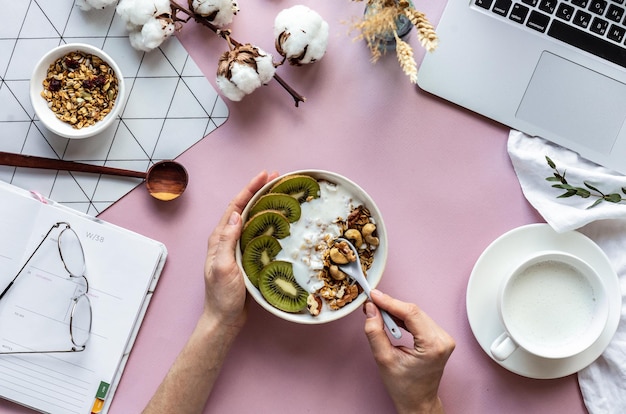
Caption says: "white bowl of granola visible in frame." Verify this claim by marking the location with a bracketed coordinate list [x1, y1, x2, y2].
[237, 170, 388, 324]
[30, 43, 125, 139]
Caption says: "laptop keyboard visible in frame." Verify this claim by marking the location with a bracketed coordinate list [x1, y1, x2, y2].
[474, 0, 626, 68]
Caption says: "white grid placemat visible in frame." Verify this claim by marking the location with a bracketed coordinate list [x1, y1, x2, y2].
[0, 0, 228, 215]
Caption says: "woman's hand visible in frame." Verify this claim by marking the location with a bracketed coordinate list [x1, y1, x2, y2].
[364, 289, 455, 414]
[202, 170, 278, 336]
[144, 170, 277, 414]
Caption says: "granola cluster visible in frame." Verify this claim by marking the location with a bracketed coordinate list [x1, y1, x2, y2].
[41, 51, 119, 129]
[307, 205, 379, 316]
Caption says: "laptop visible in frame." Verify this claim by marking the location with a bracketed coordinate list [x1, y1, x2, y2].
[417, 0, 626, 174]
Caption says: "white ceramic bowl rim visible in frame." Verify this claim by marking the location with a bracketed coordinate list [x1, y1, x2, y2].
[30, 43, 125, 139]
[236, 170, 388, 324]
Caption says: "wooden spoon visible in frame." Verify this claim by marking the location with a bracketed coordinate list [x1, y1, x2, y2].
[0, 151, 188, 201]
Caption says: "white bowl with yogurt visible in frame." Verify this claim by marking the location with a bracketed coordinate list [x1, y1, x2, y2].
[236, 170, 388, 324]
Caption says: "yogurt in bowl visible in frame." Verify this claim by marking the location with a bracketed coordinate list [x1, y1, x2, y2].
[236, 170, 388, 324]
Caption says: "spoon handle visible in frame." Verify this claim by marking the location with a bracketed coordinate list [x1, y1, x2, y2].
[380, 309, 402, 339]
[336, 237, 403, 340]
[357, 280, 401, 338]
[0, 151, 146, 178]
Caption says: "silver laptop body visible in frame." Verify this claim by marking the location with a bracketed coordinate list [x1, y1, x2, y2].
[418, 0, 626, 174]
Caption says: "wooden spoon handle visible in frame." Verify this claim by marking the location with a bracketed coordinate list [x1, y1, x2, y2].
[0, 151, 146, 179]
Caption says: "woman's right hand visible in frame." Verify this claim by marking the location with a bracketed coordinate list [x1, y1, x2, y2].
[364, 289, 455, 414]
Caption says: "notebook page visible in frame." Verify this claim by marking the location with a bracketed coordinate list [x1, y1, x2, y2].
[0, 191, 43, 288]
[0, 191, 164, 413]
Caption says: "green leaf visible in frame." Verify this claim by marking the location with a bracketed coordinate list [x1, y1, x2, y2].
[554, 184, 589, 193]
[554, 172, 567, 184]
[587, 199, 604, 209]
[584, 182, 602, 193]
[604, 193, 622, 203]
[558, 190, 577, 198]
[576, 189, 591, 198]
[544, 154, 626, 208]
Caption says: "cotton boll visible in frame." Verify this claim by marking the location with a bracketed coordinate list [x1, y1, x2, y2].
[216, 75, 246, 101]
[153, 0, 172, 15]
[76, 0, 117, 11]
[125, 22, 143, 34]
[117, 0, 155, 26]
[255, 52, 277, 84]
[228, 64, 263, 95]
[127, 17, 175, 51]
[192, 0, 239, 27]
[216, 45, 277, 101]
[128, 30, 148, 52]
[143, 17, 175, 50]
[274, 5, 329, 65]
[117, 0, 172, 26]
[116, 0, 174, 51]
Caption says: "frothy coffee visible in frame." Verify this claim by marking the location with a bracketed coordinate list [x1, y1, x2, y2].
[504, 260, 598, 348]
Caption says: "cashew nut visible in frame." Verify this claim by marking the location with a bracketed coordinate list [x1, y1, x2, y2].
[329, 265, 347, 281]
[329, 247, 349, 264]
[362, 223, 379, 246]
[344, 228, 363, 248]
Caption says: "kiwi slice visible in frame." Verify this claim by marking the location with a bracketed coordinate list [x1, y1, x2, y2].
[269, 174, 321, 203]
[248, 193, 301, 222]
[241, 210, 290, 250]
[242, 235, 282, 287]
[258, 261, 308, 313]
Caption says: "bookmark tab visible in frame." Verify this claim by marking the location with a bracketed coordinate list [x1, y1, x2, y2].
[91, 381, 110, 413]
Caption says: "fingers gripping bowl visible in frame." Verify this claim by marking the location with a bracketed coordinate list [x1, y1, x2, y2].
[236, 170, 388, 324]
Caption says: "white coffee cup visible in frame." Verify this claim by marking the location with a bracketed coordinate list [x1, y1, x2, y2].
[490, 250, 608, 361]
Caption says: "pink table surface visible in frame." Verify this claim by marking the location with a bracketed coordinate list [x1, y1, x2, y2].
[1, 0, 588, 413]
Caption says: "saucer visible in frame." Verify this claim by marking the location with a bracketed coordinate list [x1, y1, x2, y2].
[466, 223, 621, 379]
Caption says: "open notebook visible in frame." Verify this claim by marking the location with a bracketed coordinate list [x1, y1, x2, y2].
[0, 180, 166, 414]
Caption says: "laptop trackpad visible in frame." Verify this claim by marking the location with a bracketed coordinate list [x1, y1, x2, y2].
[517, 51, 626, 155]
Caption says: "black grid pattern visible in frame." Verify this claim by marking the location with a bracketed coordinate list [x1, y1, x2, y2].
[0, 0, 228, 215]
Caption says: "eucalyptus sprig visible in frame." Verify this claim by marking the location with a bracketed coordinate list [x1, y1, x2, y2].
[545, 156, 626, 208]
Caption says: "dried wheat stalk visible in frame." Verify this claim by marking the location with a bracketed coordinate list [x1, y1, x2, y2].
[403, 8, 438, 52]
[350, 0, 438, 82]
[394, 34, 418, 83]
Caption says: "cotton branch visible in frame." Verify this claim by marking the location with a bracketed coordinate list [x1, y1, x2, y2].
[169, 0, 306, 106]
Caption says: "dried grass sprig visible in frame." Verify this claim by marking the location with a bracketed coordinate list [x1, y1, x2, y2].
[352, 7, 398, 62]
[350, 0, 438, 82]
[394, 34, 418, 83]
[403, 9, 438, 52]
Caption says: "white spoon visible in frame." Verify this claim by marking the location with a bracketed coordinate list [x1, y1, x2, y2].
[336, 238, 402, 339]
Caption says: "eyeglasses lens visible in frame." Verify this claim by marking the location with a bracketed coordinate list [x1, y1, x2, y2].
[58, 227, 85, 277]
[70, 294, 91, 347]
[59, 225, 91, 348]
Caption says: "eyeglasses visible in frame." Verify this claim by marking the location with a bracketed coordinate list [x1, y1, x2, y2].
[0, 222, 92, 354]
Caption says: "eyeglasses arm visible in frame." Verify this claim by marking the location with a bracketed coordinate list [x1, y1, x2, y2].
[0, 346, 85, 355]
[0, 222, 66, 301]
[0, 282, 14, 301]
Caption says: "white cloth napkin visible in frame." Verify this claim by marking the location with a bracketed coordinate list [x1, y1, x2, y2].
[507, 130, 626, 414]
